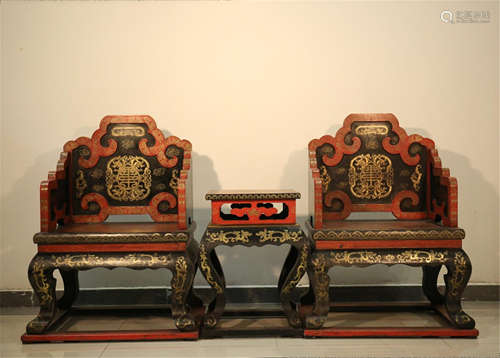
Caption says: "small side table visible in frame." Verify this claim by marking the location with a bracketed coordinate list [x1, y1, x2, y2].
[199, 190, 309, 329]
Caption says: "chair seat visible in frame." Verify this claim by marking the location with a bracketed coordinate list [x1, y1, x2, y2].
[312, 220, 464, 241]
[34, 222, 194, 244]
[307, 220, 464, 250]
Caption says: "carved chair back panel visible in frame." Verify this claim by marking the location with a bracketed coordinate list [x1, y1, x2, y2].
[62, 116, 191, 224]
[310, 114, 437, 222]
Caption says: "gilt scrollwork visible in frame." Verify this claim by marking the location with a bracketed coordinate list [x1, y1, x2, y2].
[169, 169, 179, 195]
[411, 164, 423, 192]
[75, 170, 87, 199]
[354, 125, 389, 150]
[312, 229, 465, 241]
[90, 168, 104, 179]
[171, 256, 188, 302]
[30, 258, 52, 305]
[199, 244, 223, 294]
[396, 250, 447, 264]
[205, 230, 252, 244]
[355, 125, 389, 136]
[319, 165, 332, 193]
[111, 126, 145, 137]
[52, 253, 172, 268]
[329, 250, 449, 265]
[255, 229, 302, 243]
[310, 254, 330, 300]
[281, 245, 308, 294]
[105, 155, 152, 201]
[153, 167, 166, 176]
[449, 251, 468, 297]
[92, 184, 105, 193]
[330, 251, 382, 264]
[121, 138, 135, 150]
[349, 154, 393, 199]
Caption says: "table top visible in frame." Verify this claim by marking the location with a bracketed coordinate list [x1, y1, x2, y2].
[205, 190, 301, 201]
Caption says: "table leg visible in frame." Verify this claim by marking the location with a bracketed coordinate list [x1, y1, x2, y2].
[199, 243, 226, 328]
[278, 245, 298, 291]
[279, 244, 309, 328]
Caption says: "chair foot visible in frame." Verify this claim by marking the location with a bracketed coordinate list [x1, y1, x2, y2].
[287, 311, 302, 328]
[305, 315, 328, 329]
[444, 250, 476, 329]
[175, 314, 198, 331]
[447, 310, 475, 329]
[203, 313, 218, 328]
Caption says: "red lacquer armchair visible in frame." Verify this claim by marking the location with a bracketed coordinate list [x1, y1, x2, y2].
[25, 115, 201, 337]
[305, 113, 475, 332]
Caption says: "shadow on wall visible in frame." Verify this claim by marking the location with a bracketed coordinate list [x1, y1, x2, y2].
[190, 151, 221, 286]
[439, 149, 499, 284]
[1, 149, 67, 291]
[278, 147, 311, 287]
[1, 124, 93, 290]
[405, 126, 499, 284]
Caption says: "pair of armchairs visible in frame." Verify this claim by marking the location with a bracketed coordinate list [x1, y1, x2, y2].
[26, 113, 474, 335]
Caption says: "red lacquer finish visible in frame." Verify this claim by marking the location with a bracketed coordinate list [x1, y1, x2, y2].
[40, 152, 71, 232]
[21, 330, 198, 343]
[206, 190, 300, 226]
[211, 199, 297, 225]
[37, 243, 186, 253]
[429, 148, 458, 227]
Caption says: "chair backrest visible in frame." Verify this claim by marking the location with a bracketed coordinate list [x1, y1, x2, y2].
[40, 115, 192, 231]
[308, 113, 457, 228]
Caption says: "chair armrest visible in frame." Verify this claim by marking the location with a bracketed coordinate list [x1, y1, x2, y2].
[40, 152, 71, 232]
[429, 148, 458, 227]
[177, 168, 192, 230]
[309, 152, 324, 229]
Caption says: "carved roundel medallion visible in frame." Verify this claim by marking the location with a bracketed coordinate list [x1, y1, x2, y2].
[348, 154, 393, 199]
[105, 155, 152, 201]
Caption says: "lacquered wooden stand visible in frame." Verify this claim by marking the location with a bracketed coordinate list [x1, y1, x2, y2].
[199, 190, 310, 336]
[21, 307, 203, 343]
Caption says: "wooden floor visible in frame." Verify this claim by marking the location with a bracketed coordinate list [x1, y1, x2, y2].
[2, 302, 498, 357]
